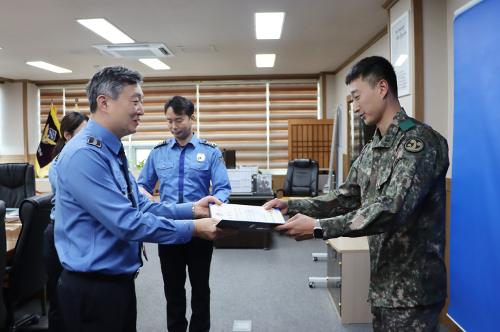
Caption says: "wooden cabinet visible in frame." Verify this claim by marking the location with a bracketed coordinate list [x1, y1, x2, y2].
[326, 237, 372, 324]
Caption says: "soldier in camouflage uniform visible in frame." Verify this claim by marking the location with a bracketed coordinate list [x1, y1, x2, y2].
[265, 56, 448, 332]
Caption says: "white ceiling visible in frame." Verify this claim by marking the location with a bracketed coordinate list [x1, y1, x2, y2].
[0, 0, 387, 81]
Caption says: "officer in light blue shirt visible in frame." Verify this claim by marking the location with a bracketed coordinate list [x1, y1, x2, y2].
[138, 134, 230, 203]
[138, 96, 231, 332]
[46, 111, 88, 332]
[54, 67, 223, 332]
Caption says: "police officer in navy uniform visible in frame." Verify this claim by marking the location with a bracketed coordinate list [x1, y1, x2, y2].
[54, 66, 225, 332]
[138, 96, 231, 332]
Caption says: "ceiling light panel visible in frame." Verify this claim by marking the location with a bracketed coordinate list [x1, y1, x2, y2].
[139, 58, 171, 70]
[77, 18, 134, 44]
[26, 61, 72, 73]
[256, 54, 276, 68]
[255, 12, 285, 39]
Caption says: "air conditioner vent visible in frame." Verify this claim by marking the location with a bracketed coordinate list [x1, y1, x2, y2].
[93, 43, 174, 58]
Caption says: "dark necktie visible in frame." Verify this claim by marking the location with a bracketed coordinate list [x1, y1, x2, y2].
[119, 145, 148, 262]
[118, 146, 137, 207]
[178, 146, 187, 203]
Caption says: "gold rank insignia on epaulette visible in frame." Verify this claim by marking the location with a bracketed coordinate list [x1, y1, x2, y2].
[200, 140, 217, 148]
[154, 139, 170, 149]
[86, 136, 102, 148]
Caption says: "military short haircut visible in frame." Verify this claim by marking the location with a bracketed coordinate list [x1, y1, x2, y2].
[345, 56, 398, 98]
[164, 96, 195, 117]
[86, 66, 143, 113]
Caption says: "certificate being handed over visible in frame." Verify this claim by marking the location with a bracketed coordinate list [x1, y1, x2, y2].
[210, 203, 285, 230]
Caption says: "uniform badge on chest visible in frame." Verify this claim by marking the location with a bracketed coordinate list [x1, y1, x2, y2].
[196, 153, 206, 162]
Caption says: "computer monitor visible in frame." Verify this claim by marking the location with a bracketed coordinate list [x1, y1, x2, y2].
[222, 149, 236, 169]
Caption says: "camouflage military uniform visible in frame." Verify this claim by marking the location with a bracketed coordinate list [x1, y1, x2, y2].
[372, 301, 444, 332]
[288, 109, 449, 331]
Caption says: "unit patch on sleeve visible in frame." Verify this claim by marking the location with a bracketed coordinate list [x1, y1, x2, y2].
[404, 138, 425, 153]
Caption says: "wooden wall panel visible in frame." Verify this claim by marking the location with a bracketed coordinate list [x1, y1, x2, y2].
[288, 119, 333, 170]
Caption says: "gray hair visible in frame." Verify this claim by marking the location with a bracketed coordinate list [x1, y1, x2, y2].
[86, 66, 143, 113]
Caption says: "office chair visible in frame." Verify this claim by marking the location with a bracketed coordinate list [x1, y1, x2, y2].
[0, 201, 7, 330]
[276, 159, 319, 197]
[4, 194, 53, 331]
[0, 163, 35, 208]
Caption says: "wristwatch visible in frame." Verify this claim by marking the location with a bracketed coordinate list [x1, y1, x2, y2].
[313, 219, 324, 239]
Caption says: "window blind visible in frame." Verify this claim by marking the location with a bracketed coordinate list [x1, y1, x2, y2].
[39, 78, 318, 170]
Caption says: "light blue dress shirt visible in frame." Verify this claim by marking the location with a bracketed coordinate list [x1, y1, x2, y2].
[48, 156, 59, 222]
[54, 120, 194, 275]
[138, 134, 231, 204]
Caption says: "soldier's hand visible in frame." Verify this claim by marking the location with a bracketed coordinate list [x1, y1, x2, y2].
[193, 196, 222, 218]
[192, 217, 235, 240]
[139, 186, 155, 202]
[263, 198, 288, 215]
[275, 213, 315, 241]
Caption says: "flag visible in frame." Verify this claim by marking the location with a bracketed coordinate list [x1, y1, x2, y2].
[35, 104, 61, 177]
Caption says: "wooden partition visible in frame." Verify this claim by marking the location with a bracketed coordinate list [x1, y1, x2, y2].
[288, 119, 333, 170]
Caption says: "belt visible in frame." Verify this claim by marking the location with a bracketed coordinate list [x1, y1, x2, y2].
[64, 269, 139, 282]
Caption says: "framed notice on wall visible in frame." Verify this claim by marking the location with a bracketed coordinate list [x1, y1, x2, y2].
[391, 11, 410, 97]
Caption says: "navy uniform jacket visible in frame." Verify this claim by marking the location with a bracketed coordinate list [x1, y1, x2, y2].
[54, 120, 195, 275]
[138, 134, 231, 204]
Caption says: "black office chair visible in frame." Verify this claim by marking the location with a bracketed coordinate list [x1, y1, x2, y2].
[0, 163, 35, 208]
[0, 200, 7, 330]
[276, 159, 319, 197]
[4, 194, 53, 331]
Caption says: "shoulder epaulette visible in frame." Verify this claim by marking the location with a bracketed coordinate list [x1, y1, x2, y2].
[399, 119, 416, 132]
[154, 139, 171, 149]
[86, 136, 102, 148]
[199, 139, 217, 148]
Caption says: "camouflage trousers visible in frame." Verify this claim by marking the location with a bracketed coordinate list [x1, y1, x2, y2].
[371, 301, 444, 332]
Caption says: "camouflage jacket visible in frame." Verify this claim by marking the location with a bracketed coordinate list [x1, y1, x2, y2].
[288, 110, 449, 308]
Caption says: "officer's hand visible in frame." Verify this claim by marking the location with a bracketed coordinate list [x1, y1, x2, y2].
[194, 196, 222, 218]
[192, 217, 236, 240]
[139, 186, 155, 202]
[263, 198, 288, 215]
[274, 213, 315, 241]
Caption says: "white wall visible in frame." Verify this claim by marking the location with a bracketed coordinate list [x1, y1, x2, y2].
[325, 74, 336, 117]
[0, 82, 39, 158]
[326, 34, 389, 182]
[0, 82, 24, 155]
[423, 0, 448, 138]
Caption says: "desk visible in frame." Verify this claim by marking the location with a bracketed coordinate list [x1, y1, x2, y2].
[214, 193, 274, 249]
[326, 237, 371, 324]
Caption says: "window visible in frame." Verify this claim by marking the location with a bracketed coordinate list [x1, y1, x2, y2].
[39, 78, 319, 171]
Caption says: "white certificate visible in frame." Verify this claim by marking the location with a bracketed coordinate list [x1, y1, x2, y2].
[210, 203, 285, 230]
